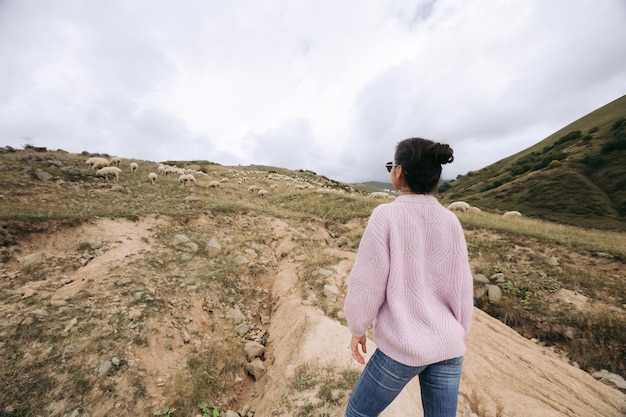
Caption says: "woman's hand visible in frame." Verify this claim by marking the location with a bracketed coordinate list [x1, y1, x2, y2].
[350, 335, 367, 364]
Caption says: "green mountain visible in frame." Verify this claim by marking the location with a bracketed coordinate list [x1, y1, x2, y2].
[439, 94, 626, 230]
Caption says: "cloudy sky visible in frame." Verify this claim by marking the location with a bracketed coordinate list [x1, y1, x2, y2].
[1, 1, 625, 183]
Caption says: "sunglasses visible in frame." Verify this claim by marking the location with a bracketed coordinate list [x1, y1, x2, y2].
[385, 162, 394, 173]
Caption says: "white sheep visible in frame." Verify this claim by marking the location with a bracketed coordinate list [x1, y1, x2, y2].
[258, 189, 268, 197]
[503, 210, 522, 217]
[447, 201, 471, 212]
[178, 174, 196, 186]
[248, 185, 260, 192]
[148, 172, 157, 184]
[86, 157, 109, 170]
[92, 158, 110, 170]
[130, 162, 138, 172]
[109, 157, 122, 167]
[270, 184, 278, 189]
[97, 166, 122, 181]
[220, 177, 229, 183]
[369, 191, 391, 199]
[208, 180, 220, 188]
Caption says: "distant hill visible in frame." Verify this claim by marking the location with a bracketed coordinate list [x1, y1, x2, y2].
[440, 94, 626, 230]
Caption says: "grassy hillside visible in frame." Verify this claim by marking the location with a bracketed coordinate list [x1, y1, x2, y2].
[440, 94, 626, 230]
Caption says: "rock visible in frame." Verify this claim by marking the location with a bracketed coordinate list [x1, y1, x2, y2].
[35, 169, 53, 181]
[473, 274, 489, 284]
[98, 360, 112, 378]
[487, 285, 502, 303]
[233, 255, 249, 265]
[323, 284, 339, 301]
[246, 358, 266, 380]
[226, 307, 246, 325]
[592, 369, 626, 390]
[206, 237, 222, 252]
[245, 341, 266, 361]
[22, 252, 44, 267]
[172, 234, 199, 253]
[490, 273, 506, 283]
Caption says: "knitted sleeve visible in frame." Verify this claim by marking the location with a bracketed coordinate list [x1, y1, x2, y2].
[344, 206, 390, 337]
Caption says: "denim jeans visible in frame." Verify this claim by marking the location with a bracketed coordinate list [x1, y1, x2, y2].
[345, 349, 464, 417]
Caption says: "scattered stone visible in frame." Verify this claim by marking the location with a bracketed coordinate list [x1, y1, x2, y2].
[22, 252, 44, 267]
[592, 369, 626, 391]
[226, 307, 246, 325]
[206, 237, 222, 252]
[97, 360, 113, 378]
[233, 255, 249, 265]
[246, 358, 266, 380]
[487, 285, 502, 303]
[473, 274, 489, 284]
[244, 341, 265, 361]
[323, 284, 339, 301]
[35, 169, 53, 182]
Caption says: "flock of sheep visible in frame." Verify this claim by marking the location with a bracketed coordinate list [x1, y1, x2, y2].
[446, 200, 522, 217]
[85, 156, 523, 215]
[82, 156, 345, 198]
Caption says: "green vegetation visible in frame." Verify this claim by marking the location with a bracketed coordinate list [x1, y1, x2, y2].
[441, 94, 626, 230]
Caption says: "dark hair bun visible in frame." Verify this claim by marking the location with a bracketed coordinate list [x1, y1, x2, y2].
[436, 143, 454, 165]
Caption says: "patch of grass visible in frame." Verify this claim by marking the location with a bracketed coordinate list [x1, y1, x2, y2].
[164, 339, 245, 415]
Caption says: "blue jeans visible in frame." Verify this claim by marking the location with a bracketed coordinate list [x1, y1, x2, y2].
[345, 349, 463, 417]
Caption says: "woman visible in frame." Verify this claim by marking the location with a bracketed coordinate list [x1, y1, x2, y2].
[344, 137, 474, 417]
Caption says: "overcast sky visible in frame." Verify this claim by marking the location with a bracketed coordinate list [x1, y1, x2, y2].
[1, 1, 625, 183]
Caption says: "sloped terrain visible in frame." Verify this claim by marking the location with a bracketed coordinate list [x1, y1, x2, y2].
[0, 146, 625, 416]
[441, 94, 626, 230]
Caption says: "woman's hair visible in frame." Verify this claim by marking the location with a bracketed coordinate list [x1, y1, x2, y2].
[394, 137, 454, 194]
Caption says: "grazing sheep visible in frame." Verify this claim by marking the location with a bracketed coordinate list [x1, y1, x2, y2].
[148, 172, 157, 184]
[86, 157, 109, 170]
[109, 157, 122, 167]
[208, 180, 220, 188]
[178, 174, 196, 186]
[248, 185, 260, 192]
[270, 184, 278, 189]
[220, 177, 229, 183]
[92, 159, 110, 170]
[469, 206, 482, 214]
[503, 210, 522, 217]
[447, 201, 471, 212]
[258, 189, 268, 197]
[369, 191, 391, 199]
[130, 162, 138, 172]
[97, 166, 122, 181]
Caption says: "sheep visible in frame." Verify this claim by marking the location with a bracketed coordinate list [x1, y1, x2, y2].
[92, 158, 110, 170]
[109, 156, 122, 167]
[97, 166, 122, 181]
[86, 157, 109, 170]
[178, 174, 196, 186]
[148, 172, 157, 184]
[258, 189, 268, 197]
[130, 162, 138, 172]
[220, 177, 229, 183]
[208, 180, 220, 188]
[447, 201, 471, 212]
[270, 184, 278, 189]
[503, 210, 522, 217]
[369, 191, 391, 199]
[248, 185, 260, 192]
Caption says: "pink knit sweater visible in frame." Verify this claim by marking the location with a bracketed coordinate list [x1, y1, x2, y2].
[344, 194, 473, 367]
